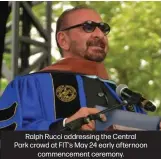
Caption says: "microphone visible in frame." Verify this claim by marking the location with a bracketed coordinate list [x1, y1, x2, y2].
[116, 84, 156, 112]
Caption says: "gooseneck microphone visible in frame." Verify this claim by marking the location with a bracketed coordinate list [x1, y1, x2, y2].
[116, 84, 156, 112]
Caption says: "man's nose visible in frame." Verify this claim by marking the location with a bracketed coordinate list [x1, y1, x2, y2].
[92, 27, 105, 38]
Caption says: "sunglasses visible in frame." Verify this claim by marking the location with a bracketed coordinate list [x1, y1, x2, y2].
[60, 20, 110, 35]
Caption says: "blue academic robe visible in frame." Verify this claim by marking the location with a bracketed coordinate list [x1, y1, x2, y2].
[0, 73, 145, 130]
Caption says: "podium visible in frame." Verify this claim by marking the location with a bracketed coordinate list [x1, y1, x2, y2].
[96, 106, 161, 131]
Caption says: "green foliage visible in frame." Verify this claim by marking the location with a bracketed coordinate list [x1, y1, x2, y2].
[0, 79, 8, 92]
[3, 54, 11, 69]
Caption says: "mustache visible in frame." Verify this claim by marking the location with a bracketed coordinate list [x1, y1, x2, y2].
[86, 38, 106, 49]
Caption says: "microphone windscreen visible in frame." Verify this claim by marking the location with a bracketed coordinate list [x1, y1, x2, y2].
[116, 84, 128, 97]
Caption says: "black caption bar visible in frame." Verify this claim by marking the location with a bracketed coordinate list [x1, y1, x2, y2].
[1, 131, 161, 159]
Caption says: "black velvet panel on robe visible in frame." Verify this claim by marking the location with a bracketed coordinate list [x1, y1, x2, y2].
[51, 73, 81, 119]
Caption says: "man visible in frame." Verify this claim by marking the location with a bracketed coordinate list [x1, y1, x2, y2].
[0, 6, 146, 131]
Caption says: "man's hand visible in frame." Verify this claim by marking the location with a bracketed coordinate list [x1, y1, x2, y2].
[65, 107, 107, 131]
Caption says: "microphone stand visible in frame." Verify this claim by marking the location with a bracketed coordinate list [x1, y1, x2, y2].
[61, 101, 128, 131]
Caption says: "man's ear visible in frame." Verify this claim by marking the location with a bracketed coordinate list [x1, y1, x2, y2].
[57, 32, 70, 51]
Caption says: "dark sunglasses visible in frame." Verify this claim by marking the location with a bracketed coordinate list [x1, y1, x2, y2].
[60, 20, 110, 35]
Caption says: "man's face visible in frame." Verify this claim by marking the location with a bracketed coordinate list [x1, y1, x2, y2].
[63, 9, 109, 62]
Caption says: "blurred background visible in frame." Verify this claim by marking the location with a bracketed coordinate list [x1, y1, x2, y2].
[0, 1, 161, 116]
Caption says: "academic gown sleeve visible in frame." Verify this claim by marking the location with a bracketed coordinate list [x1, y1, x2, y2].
[0, 73, 62, 131]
